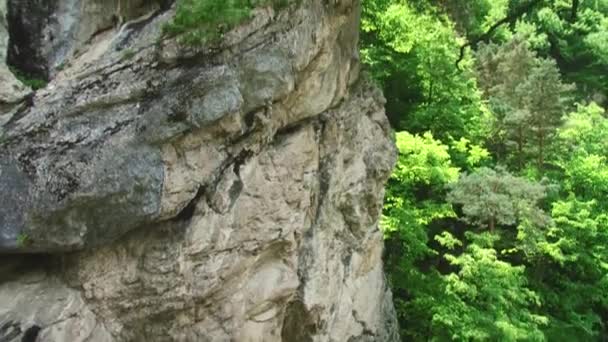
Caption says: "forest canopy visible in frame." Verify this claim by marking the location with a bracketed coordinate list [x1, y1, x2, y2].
[364, 0, 608, 340]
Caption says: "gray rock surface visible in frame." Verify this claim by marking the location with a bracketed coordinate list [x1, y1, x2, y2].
[0, 0, 399, 340]
[0, 0, 30, 117]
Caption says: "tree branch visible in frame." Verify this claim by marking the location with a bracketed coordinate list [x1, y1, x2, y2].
[455, 0, 544, 69]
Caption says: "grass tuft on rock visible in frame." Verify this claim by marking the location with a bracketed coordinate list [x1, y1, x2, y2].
[163, 0, 293, 46]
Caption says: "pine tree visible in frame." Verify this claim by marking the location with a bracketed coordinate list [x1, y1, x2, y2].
[447, 167, 549, 231]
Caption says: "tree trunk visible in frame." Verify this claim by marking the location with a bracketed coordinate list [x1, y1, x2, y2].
[538, 131, 544, 172]
[571, 0, 579, 22]
[518, 126, 524, 171]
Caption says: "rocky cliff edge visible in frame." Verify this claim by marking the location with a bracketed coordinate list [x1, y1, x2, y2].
[0, 1, 398, 340]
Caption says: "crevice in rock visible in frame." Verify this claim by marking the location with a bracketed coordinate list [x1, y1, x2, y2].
[227, 177, 244, 204]
[206, 165, 244, 215]
[6, 0, 55, 83]
[232, 148, 254, 177]
[271, 115, 320, 146]
[281, 300, 317, 342]
[20, 325, 40, 342]
[0, 320, 21, 341]
[172, 187, 205, 222]
[314, 147, 331, 224]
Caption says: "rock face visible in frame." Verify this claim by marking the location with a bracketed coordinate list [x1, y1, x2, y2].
[0, 0, 30, 118]
[0, 0, 399, 341]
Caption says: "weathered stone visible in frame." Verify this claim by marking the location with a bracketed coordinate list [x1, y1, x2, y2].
[0, 0, 399, 340]
[0, 0, 30, 117]
[0, 155, 33, 250]
[7, 0, 161, 78]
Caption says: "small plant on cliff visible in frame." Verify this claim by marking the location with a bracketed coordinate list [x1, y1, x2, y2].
[163, 0, 293, 45]
[16, 233, 30, 247]
[8, 65, 47, 90]
[122, 48, 137, 61]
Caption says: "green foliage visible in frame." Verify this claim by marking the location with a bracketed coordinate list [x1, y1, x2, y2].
[531, 197, 608, 339]
[16, 233, 30, 247]
[164, 0, 291, 45]
[447, 167, 549, 231]
[449, 137, 492, 171]
[551, 103, 608, 203]
[437, 0, 508, 39]
[527, 2, 608, 100]
[382, 131, 458, 271]
[382, 131, 458, 339]
[555, 103, 608, 156]
[9, 65, 47, 90]
[389, 132, 459, 189]
[476, 38, 574, 171]
[433, 232, 548, 341]
[382, 132, 552, 341]
[361, 0, 489, 141]
[121, 48, 136, 60]
[369, 0, 608, 340]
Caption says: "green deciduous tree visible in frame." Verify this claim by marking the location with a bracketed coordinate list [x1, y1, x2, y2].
[361, 0, 489, 141]
[369, 0, 608, 340]
[531, 197, 608, 339]
[382, 131, 458, 340]
[432, 232, 547, 341]
[551, 103, 608, 204]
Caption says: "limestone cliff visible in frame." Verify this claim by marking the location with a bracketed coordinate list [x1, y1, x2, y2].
[0, 0, 398, 341]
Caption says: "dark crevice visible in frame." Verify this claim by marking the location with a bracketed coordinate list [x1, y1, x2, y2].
[7, 0, 56, 82]
[228, 178, 244, 203]
[232, 149, 254, 177]
[20, 325, 40, 342]
[0, 320, 21, 341]
[313, 122, 331, 225]
[272, 119, 309, 145]
[281, 301, 318, 342]
[243, 110, 257, 128]
[172, 187, 205, 222]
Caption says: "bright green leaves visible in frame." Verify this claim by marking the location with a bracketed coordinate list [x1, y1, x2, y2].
[552, 103, 608, 203]
[372, 0, 608, 340]
[383, 131, 551, 341]
[434, 232, 547, 342]
[164, 0, 251, 45]
[536, 7, 565, 33]
[542, 198, 608, 265]
[531, 197, 608, 339]
[372, 4, 419, 54]
[392, 132, 459, 187]
[383, 132, 457, 240]
[563, 154, 608, 199]
[531, 2, 608, 97]
[584, 16, 608, 64]
[361, 0, 487, 140]
[556, 103, 608, 156]
[382, 132, 459, 340]
[450, 137, 492, 170]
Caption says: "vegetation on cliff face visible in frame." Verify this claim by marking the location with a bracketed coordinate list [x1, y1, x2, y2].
[164, 0, 292, 44]
[364, 0, 608, 340]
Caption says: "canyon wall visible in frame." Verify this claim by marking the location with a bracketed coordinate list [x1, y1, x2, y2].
[0, 1, 399, 340]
